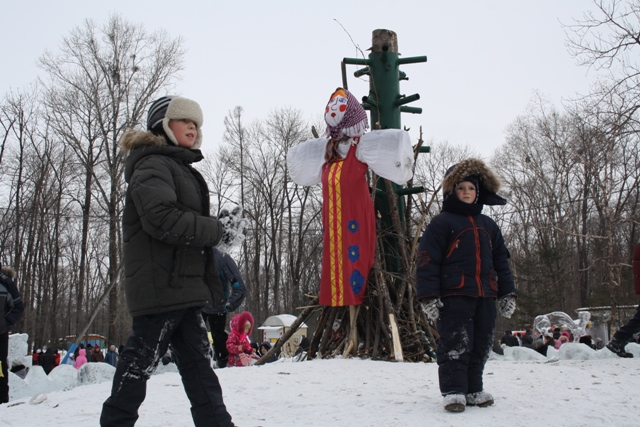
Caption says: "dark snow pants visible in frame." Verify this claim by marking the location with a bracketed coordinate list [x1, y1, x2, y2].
[436, 296, 496, 396]
[202, 312, 229, 368]
[0, 332, 9, 403]
[100, 307, 233, 427]
[613, 302, 640, 342]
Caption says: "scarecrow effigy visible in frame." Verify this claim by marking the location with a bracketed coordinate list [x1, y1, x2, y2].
[287, 88, 414, 307]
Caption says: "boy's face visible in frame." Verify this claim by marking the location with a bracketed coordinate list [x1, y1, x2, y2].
[455, 181, 477, 204]
[168, 119, 198, 148]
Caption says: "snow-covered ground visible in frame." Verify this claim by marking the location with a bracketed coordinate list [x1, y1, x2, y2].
[2, 340, 640, 427]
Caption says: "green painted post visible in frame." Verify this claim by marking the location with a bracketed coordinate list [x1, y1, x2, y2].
[343, 29, 426, 286]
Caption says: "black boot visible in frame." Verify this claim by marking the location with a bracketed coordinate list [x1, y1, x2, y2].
[606, 339, 633, 358]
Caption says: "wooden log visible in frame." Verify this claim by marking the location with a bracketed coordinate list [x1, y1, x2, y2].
[372, 297, 381, 358]
[308, 306, 329, 359]
[318, 307, 339, 358]
[373, 249, 404, 361]
[364, 301, 372, 355]
[388, 313, 403, 362]
[342, 305, 360, 358]
[255, 304, 316, 366]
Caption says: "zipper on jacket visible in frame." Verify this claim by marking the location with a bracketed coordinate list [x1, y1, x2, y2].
[468, 215, 484, 297]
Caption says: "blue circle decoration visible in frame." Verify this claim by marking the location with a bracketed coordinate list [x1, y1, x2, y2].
[348, 245, 360, 262]
[348, 220, 359, 234]
[350, 270, 365, 294]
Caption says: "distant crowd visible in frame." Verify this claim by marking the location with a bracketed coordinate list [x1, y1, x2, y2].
[11, 343, 121, 378]
[497, 327, 619, 357]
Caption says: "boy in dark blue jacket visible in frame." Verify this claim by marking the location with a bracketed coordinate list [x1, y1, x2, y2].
[416, 158, 516, 412]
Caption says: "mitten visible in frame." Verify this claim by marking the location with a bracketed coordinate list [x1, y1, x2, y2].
[218, 209, 233, 246]
[498, 295, 517, 318]
[420, 298, 443, 322]
[217, 205, 248, 251]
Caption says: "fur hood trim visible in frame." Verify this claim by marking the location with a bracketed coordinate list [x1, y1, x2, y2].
[119, 129, 169, 154]
[443, 158, 507, 206]
[1, 266, 16, 278]
[443, 158, 502, 195]
[230, 311, 254, 335]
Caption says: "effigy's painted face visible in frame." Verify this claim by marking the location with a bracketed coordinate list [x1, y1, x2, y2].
[325, 89, 348, 127]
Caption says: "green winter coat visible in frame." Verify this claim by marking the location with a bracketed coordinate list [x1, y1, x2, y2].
[121, 130, 224, 316]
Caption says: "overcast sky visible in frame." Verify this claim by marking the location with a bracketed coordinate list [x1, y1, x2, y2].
[1, 1, 602, 156]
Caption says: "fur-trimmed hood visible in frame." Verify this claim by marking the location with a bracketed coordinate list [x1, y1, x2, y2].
[120, 129, 204, 183]
[119, 129, 170, 154]
[230, 311, 254, 335]
[442, 158, 507, 206]
[1, 265, 16, 279]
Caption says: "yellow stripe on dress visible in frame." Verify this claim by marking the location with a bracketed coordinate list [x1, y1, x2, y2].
[328, 161, 344, 306]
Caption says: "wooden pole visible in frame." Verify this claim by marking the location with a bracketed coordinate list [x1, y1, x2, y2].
[342, 305, 360, 357]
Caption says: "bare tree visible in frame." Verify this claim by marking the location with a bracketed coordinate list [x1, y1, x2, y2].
[214, 107, 322, 338]
[0, 87, 40, 338]
[0, 83, 88, 349]
[564, 0, 640, 327]
[493, 88, 640, 333]
[566, 0, 640, 114]
[495, 97, 587, 320]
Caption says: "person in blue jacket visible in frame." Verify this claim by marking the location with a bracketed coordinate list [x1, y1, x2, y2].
[416, 158, 516, 413]
[202, 247, 247, 368]
[104, 345, 118, 368]
[0, 262, 25, 404]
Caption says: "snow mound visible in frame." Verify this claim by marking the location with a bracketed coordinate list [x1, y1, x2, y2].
[77, 362, 116, 386]
[501, 346, 547, 361]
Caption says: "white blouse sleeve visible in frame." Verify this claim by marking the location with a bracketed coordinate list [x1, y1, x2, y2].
[357, 129, 414, 185]
[286, 138, 328, 186]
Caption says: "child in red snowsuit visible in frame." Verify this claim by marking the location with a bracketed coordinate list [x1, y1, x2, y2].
[226, 312, 256, 367]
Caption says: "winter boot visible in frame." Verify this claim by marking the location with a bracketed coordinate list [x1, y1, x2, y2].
[466, 391, 494, 407]
[606, 339, 633, 358]
[443, 394, 466, 412]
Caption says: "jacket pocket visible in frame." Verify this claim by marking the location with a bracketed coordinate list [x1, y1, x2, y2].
[170, 246, 183, 288]
[442, 267, 465, 290]
[445, 239, 460, 259]
[488, 270, 498, 292]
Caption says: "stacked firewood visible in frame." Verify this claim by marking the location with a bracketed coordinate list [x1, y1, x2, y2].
[304, 227, 439, 362]
[255, 228, 438, 366]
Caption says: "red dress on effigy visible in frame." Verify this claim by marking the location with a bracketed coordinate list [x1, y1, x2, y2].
[320, 140, 375, 306]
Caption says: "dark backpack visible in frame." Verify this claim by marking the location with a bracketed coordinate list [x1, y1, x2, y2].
[0, 273, 14, 334]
